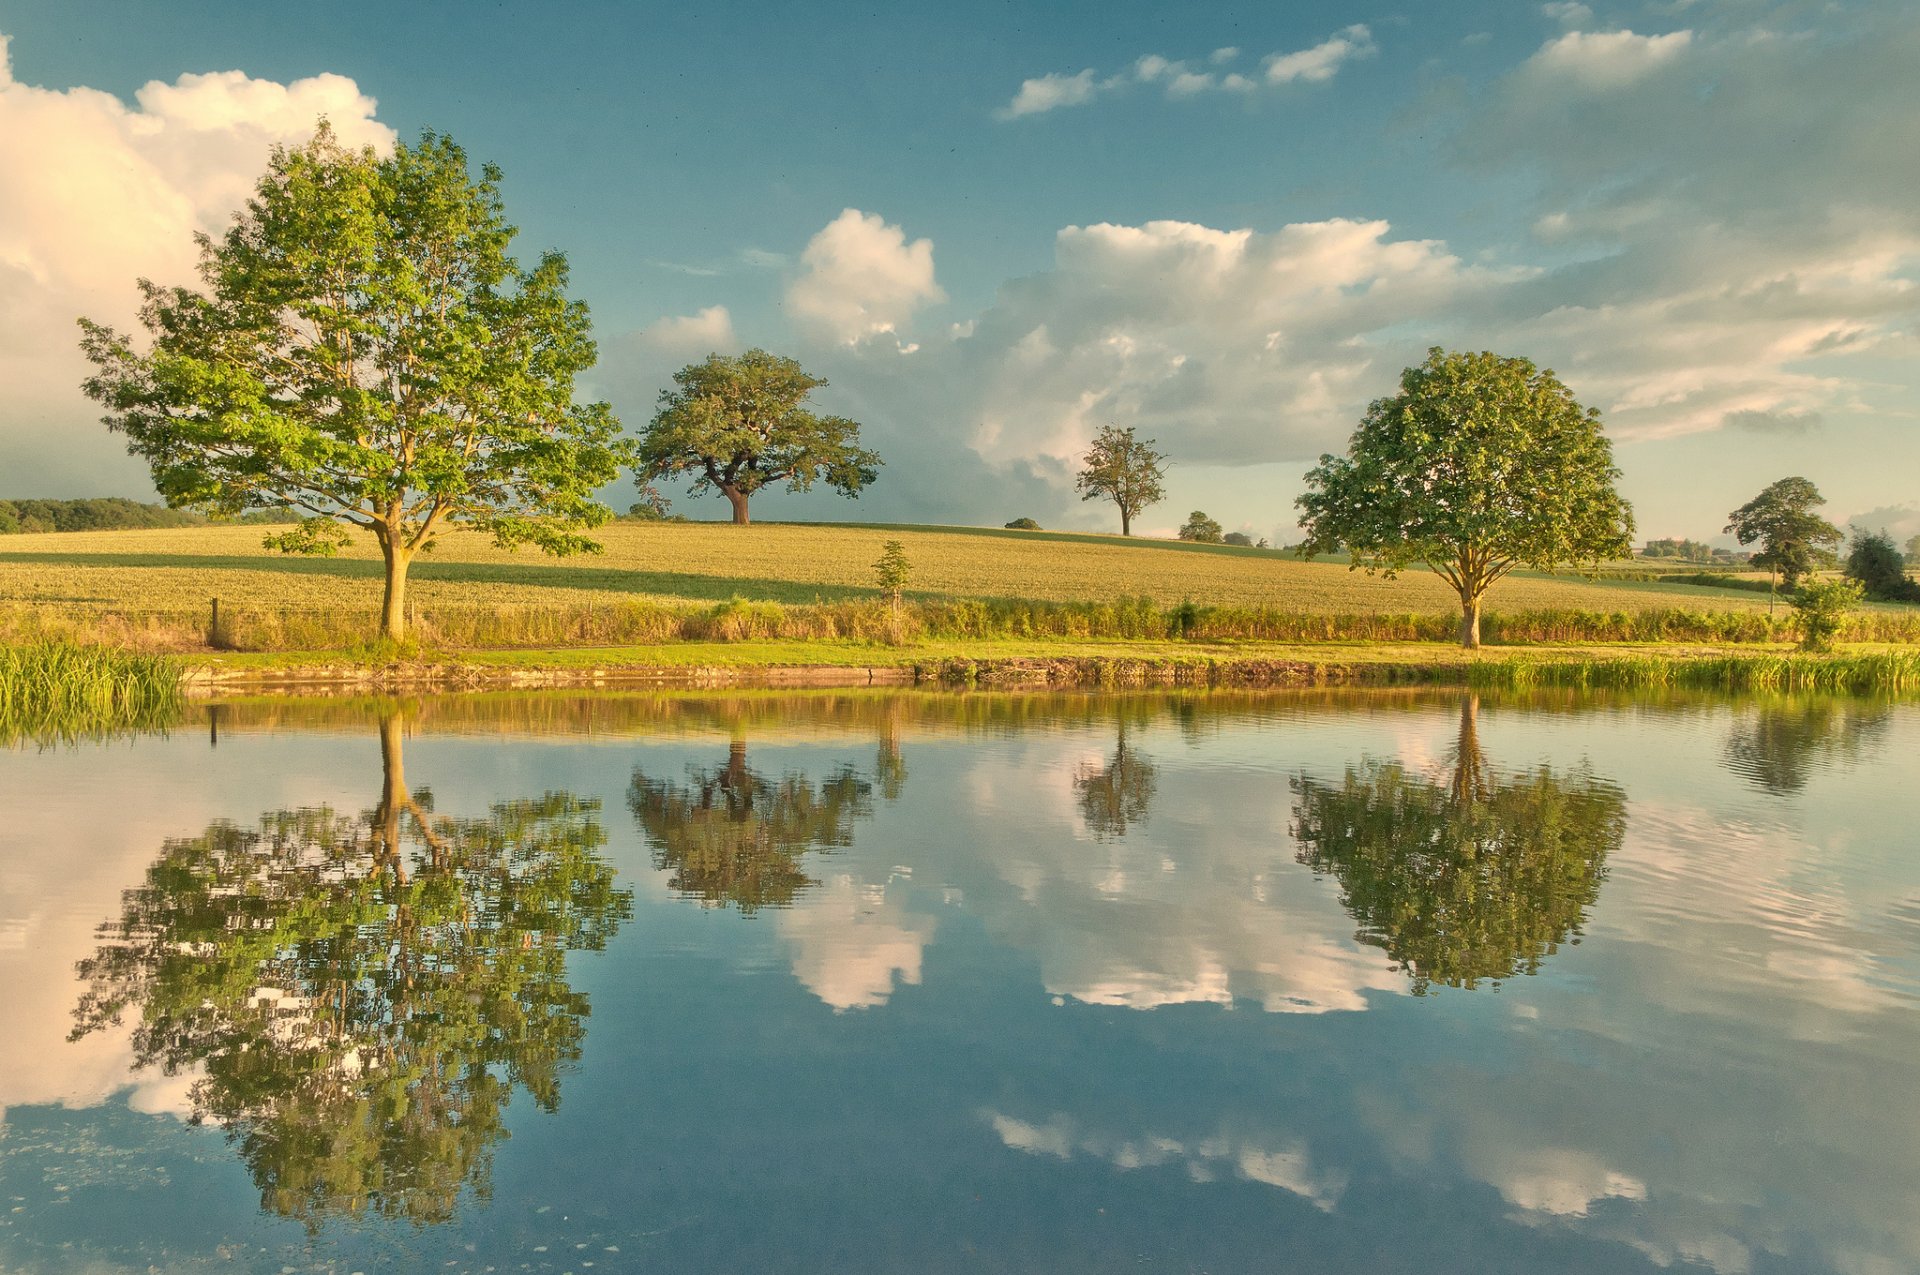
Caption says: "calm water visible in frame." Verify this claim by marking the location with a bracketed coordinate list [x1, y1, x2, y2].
[1, 689, 1916, 1274]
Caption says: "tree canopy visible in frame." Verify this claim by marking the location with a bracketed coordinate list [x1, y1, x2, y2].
[69, 715, 631, 1228]
[1073, 720, 1158, 841]
[635, 349, 879, 525]
[1178, 510, 1225, 543]
[77, 126, 627, 641]
[1296, 348, 1634, 647]
[1724, 477, 1843, 591]
[1291, 697, 1625, 992]
[1844, 530, 1920, 603]
[1075, 425, 1168, 536]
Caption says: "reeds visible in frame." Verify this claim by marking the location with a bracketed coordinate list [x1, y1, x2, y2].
[1468, 651, 1920, 694]
[0, 641, 185, 745]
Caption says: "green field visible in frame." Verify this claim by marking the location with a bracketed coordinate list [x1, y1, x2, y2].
[1, 520, 1910, 654]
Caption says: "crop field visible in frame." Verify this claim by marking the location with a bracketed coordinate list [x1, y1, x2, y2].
[3, 521, 1911, 652]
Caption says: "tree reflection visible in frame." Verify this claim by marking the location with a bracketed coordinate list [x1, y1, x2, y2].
[1074, 719, 1158, 841]
[1722, 698, 1891, 795]
[1290, 697, 1625, 993]
[629, 739, 876, 913]
[69, 714, 632, 1228]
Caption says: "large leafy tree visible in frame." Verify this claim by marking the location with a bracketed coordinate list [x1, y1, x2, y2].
[628, 740, 877, 913]
[1724, 477, 1843, 593]
[69, 714, 632, 1228]
[1291, 697, 1625, 993]
[1296, 348, 1634, 648]
[636, 349, 879, 525]
[1073, 720, 1158, 841]
[78, 126, 628, 641]
[1076, 425, 1168, 537]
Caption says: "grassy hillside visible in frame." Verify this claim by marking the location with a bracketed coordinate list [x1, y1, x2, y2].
[0, 520, 1787, 614]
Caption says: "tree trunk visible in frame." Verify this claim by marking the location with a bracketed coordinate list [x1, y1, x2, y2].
[1120, 506, 1132, 537]
[374, 713, 407, 875]
[379, 536, 413, 642]
[723, 485, 751, 526]
[1459, 593, 1482, 650]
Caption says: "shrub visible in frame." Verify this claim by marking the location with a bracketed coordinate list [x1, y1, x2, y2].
[1004, 517, 1041, 530]
[1223, 531, 1254, 547]
[1791, 579, 1863, 652]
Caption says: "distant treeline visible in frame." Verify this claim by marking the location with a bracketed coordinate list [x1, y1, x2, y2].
[1638, 537, 1749, 565]
[0, 498, 290, 534]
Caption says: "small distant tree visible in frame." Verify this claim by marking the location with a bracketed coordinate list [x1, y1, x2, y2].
[636, 349, 879, 525]
[1004, 517, 1041, 530]
[626, 484, 674, 522]
[1725, 477, 1842, 598]
[1297, 348, 1634, 648]
[873, 539, 911, 613]
[1844, 530, 1920, 603]
[1076, 425, 1168, 536]
[77, 127, 629, 642]
[1905, 533, 1920, 567]
[1223, 531, 1254, 547]
[1178, 511, 1225, 543]
[1791, 579, 1862, 652]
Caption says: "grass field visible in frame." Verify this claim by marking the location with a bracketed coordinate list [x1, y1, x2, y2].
[3, 521, 1912, 653]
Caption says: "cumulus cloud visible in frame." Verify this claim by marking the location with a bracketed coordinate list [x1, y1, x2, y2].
[1541, 2, 1594, 29]
[1521, 28, 1693, 89]
[784, 208, 944, 345]
[996, 25, 1373, 119]
[633, 304, 737, 356]
[0, 34, 394, 496]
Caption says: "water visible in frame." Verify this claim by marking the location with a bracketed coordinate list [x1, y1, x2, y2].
[1, 689, 1916, 1274]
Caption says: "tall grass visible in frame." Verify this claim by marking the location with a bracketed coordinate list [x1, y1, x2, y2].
[5, 595, 1915, 654]
[0, 641, 184, 745]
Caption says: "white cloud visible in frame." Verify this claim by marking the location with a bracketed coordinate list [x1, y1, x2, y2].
[995, 68, 1099, 119]
[784, 208, 944, 345]
[0, 33, 395, 496]
[1523, 28, 1693, 89]
[1264, 24, 1376, 84]
[778, 874, 933, 1011]
[1541, 1, 1595, 29]
[997, 26, 1375, 120]
[633, 304, 737, 356]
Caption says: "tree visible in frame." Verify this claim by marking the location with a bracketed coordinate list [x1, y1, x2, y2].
[1907, 533, 1920, 566]
[1724, 477, 1843, 596]
[1223, 531, 1255, 547]
[1075, 425, 1168, 536]
[1178, 510, 1224, 543]
[1296, 348, 1634, 648]
[69, 713, 631, 1227]
[1290, 697, 1625, 993]
[1005, 517, 1041, 530]
[1073, 719, 1158, 841]
[636, 349, 879, 525]
[1844, 530, 1920, 603]
[873, 539, 912, 613]
[78, 127, 628, 642]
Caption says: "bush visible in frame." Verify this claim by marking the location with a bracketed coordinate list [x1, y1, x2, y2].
[1178, 511, 1224, 543]
[1004, 517, 1041, 530]
[1223, 531, 1254, 547]
[1845, 530, 1920, 603]
[1791, 579, 1863, 652]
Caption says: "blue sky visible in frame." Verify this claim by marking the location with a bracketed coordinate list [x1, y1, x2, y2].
[2, 0, 1915, 543]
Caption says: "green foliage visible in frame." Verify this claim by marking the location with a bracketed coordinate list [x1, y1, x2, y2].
[0, 498, 204, 535]
[0, 641, 183, 746]
[1791, 578, 1863, 651]
[1075, 425, 1168, 536]
[873, 539, 912, 611]
[1178, 510, 1224, 543]
[1844, 530, 1920, 603]
[1073, 724, 1157, 839]
[69, 718, 632, 1226]
[1297, 348, 1634, 648]
[636, 349, 878, 525]
[628, 742, 877, 913]
[1222, 531, 1255, 547]
[1291, 700, 1624, 992]
[1907, 533, 1920, 566]
[1640, 536, 1740, 564]
[1724, 477, 1843, 589]
[625, 484, 675, 521]
[77, 125, 627, 640]
[1004, 517, 1042, 530]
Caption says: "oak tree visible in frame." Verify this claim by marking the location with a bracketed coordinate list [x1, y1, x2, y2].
[78, 126, 628, 641]
[1076, 425, 1168, 536]
[636, 349, 879, 525]
[1725, 477, 1843, 593]
[1297, 348, 1633, 647]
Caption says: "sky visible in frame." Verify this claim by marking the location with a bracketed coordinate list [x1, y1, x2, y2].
[1, 0, 1916, 544]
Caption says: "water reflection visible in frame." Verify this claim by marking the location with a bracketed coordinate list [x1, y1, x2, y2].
[628, 738, 880, 914]
[66, 714, 632, 1228]
[1073, 717, 1158, 841]
[1291, 696, 1626, 992]
[1721, 698, 1891, 794]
